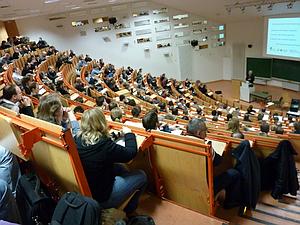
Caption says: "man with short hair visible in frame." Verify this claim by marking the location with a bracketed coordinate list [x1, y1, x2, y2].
[0, 84, 34, 117]
[187, 118, 241, 208]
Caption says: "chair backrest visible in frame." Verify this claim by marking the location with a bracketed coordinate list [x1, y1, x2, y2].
[151, 130, 213, 215]
[0, 108, 91, 198]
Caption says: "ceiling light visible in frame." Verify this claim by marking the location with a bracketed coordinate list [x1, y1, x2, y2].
[44, 0, 61, 3]
[71, 6, 81, 10]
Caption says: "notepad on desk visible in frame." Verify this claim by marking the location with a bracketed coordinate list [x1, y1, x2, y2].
[205, 139, 226, 156]
[116, 135, 146, 149]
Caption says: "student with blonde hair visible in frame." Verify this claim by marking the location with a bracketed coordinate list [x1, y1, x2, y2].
[75, 107, 147, 216]
[37, 93, 79, 135]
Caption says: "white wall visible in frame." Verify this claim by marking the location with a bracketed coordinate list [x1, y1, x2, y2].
[16, 1, 229, 82]
[225, 18, 264, 80]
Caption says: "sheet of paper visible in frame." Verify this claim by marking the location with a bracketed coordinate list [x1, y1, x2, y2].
[206, 138, 226, 156]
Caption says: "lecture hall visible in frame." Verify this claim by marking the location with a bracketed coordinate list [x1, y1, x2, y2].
[0, 0, 300, 224]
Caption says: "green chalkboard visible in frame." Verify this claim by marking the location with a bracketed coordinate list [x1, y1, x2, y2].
[272, 59, 300, 82]
[246, 58, 272, 78]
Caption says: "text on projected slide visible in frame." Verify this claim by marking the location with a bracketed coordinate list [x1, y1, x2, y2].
[267, 18, 300, 58]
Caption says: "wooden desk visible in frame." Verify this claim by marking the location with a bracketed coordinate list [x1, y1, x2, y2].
[250, 92, 272, 103]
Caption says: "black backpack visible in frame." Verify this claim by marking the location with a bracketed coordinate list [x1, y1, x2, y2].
[127, 215, 156, 225]
[16, 173, 56, 225]
[51, 192, 101, 225]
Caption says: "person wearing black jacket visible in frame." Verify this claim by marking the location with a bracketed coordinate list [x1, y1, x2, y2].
[260, 140, 299, 199]
[0, 84, 34, 117]
[232, 140, 260, 209]
[75, 108, 147, 215]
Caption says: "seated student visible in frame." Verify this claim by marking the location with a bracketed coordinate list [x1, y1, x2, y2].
[108, 102, 118, 111]
[226, 113, 233, 122]
[37, 94, 80, 135]
[74, 77, 85, 92]
[257, 113, 264, 121]
[275, 124, 284, 135]
[243, 113, 252, 122]
[56, 80, 70, 96]
[74, 108, 147, 215]
[111, 107, 123, 122]
[0, 145, 21, 223]
[73, 106, 85, 114]
[211, 110, 218, 122]
[95, 96, 108, 110]
[228, 117, 244, 139]
[142, 110, 159, 131]
[246, 105, 256, 114]
[0, 84, 34, 117]
[186, 119, 241, 207]
[259, 122, 270, 136]
[293, 122, 300, 134]
[271, 117, 280, 131]
[131, 106, 141, 118]
[29, 82, 40, 99]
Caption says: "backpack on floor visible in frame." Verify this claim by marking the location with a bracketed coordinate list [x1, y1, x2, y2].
[127, 215, 156, 225]
[50, 192, 101, 225]
[16, 173, 56, 225]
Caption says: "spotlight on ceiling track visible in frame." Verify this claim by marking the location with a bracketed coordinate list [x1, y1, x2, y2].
[287, 2, 294, 9]
[240, 6, 245, 13]
[226, 7, 231, 14]
[256, 5, 262, 12]
[267, 3, 273, 10]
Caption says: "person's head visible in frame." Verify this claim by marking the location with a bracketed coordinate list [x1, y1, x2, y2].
[171, 107, 178, 116]
[257, 113, 264, 121]
[294, 122, 300, 132]
[78, 107, 109, 146]
[131, 105, 141, 118]
[2, 84, 22, 103]
[142, 110, 159, 131]
[29, 82, 39, 95]
[226, 113, 233, 121]
[187, 118, 207, 139]
[108, 101, 118, 111]
[119, 94, 125, 102]
[196, 107, 202, 115]
[96, 96, 106, 107]
[56, 80, 64, 89]
[110, 107, 123, 122]
[211, 110, 217, 116]
[244, 113, 251, 122]
[275, 124, 284, 134]
[73, 105, 85, 114]
[37, 94, 63, 125]
[260, 122, 270, 134]
[228, 117, 240, 133]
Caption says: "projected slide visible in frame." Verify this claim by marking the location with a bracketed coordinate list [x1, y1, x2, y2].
[267, 17, 300, 58]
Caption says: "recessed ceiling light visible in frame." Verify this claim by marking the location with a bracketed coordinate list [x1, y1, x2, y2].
[44, 0, 61, 3]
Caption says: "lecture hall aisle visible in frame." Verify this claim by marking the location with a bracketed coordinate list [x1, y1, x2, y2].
[137, 170, 300, 225]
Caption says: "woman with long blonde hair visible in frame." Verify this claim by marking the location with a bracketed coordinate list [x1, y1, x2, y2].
[75, 107, 147, 216]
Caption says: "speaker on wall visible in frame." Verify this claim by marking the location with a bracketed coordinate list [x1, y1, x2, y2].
[109, 17, 117, 25]
[191, 40, 198, 47]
